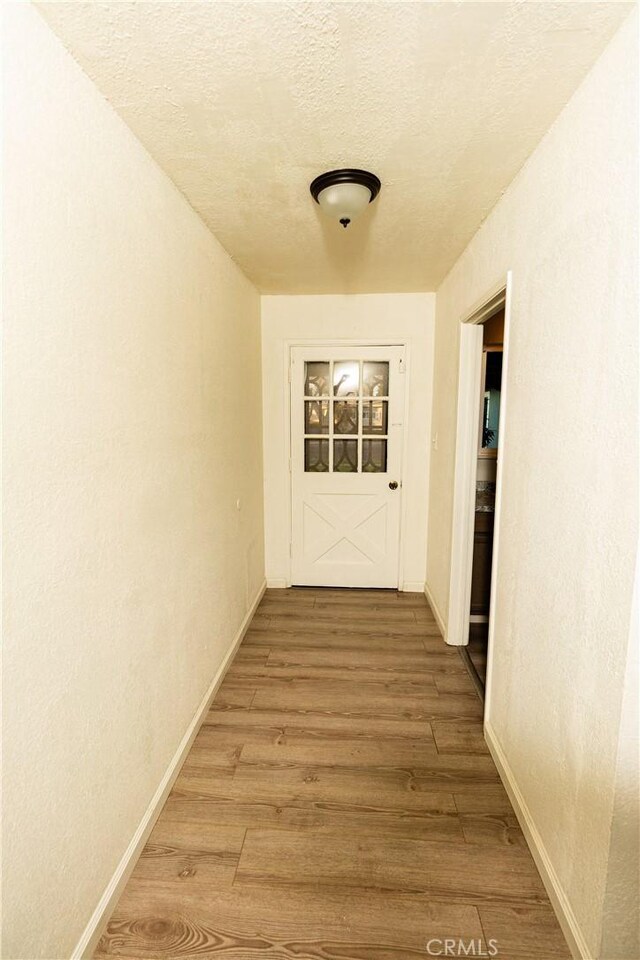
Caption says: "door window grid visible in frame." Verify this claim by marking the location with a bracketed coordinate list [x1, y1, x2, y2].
[303, 360, 389, 473]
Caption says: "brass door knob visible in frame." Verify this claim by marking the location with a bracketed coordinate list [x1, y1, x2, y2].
[389, 481, 398, 490]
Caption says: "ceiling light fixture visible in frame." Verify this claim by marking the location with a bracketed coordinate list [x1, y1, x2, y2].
[310, 168, 381, 228]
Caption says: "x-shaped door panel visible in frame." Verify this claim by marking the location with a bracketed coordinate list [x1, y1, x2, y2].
[302, 494, 387, 565]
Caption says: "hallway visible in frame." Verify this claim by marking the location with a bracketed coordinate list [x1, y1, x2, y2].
[4, 5, 638, 955]
[95, 589, 570, 958]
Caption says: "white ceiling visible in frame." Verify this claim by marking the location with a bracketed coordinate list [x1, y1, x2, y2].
[37, 1, 632, 294]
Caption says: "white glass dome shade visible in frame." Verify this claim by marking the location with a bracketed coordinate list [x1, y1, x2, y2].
[310, 169, 381, 228]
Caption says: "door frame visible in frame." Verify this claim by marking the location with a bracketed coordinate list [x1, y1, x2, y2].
[283, 338, 411, 589]
[445, 272, 512, 716]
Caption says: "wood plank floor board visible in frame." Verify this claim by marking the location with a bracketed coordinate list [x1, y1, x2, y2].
[161, 796, 464, 842]
[203, 706, 434, 740]
[434, 674, 483, 695]
[93, 587, 569, 959]
[478, 905, 572, 958]
[266, 646, 433, 667]
[260, 593, 316, 607]
[453, 788, 515, 815]
[265, 645, 465, 673]
[412, 607, 439, 623]
[432, 720, 491, 754]
[128, 820, 245, 887]
[312, 602, 418, 621]
[248, 618, 445, 640]
[226, 662, 451, 684]
[220, 674, 441, 697]
[235, 766, 502, 800]
[213, 684, 256, 709]
[233, 645, 271, 663]
[460, 812, 527, 846]
[249, 686, 483, 721]
[189, 723, 286, 750]
[95, 880, 484, 959]
[178, 730, 243, 773]
[320, 591, 423, 606]
[237, 742, 501, 786]
[173, 765, 459, 816]
[266, 598, 424, 617]
[235, 830, 549, 906]
[243, 628, 430, 650]
[177, 760, 236, 781]
[237, 737, 444, 768]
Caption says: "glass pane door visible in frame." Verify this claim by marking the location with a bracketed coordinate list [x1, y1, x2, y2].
[303, 359, 390, 473]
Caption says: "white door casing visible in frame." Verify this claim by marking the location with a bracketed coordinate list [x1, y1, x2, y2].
[290, 345, 406, 588]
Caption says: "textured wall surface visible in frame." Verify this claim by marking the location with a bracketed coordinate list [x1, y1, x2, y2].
[2, 6, 263, 957]
[36, 0, 632, 294]
[426, 11, 638, 956]
[599, 560, 639, 960]
[261, 294, 435, 590]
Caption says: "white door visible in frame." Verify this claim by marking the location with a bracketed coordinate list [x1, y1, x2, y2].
[290, 345, 406, 588]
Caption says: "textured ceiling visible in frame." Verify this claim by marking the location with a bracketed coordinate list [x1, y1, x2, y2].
[37, 1, 632, 294]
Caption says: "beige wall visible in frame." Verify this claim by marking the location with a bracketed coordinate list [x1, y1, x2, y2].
[261, 294, 435, 591]
[426, 11, 638, 958]
[599, 553, 639, 960]
[2, 6, 264, 958]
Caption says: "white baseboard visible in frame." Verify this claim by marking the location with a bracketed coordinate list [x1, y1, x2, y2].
[424, 581, 447, 639]
[484, 720, 588, 960]
[266, 578, 289, 588]
[71, 579, 267, 959]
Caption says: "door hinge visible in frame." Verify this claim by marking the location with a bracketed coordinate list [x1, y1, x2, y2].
[289, 542, 293, 557]
[288, 457, 292, 473]
[399, 357, 406, 374]
[288, 364, 292, 383]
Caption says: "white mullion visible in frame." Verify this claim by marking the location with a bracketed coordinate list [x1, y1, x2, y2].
[329, 360, 334, 473]
[357, 360, 363, 473]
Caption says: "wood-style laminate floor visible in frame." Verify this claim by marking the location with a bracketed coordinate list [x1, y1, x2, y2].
[94, 588, 570, 960]
[467, 624, 489, 690]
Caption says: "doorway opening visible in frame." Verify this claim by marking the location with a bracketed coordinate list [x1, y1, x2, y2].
[446, 276, 511, 705]
[467, 309, 505, 693]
